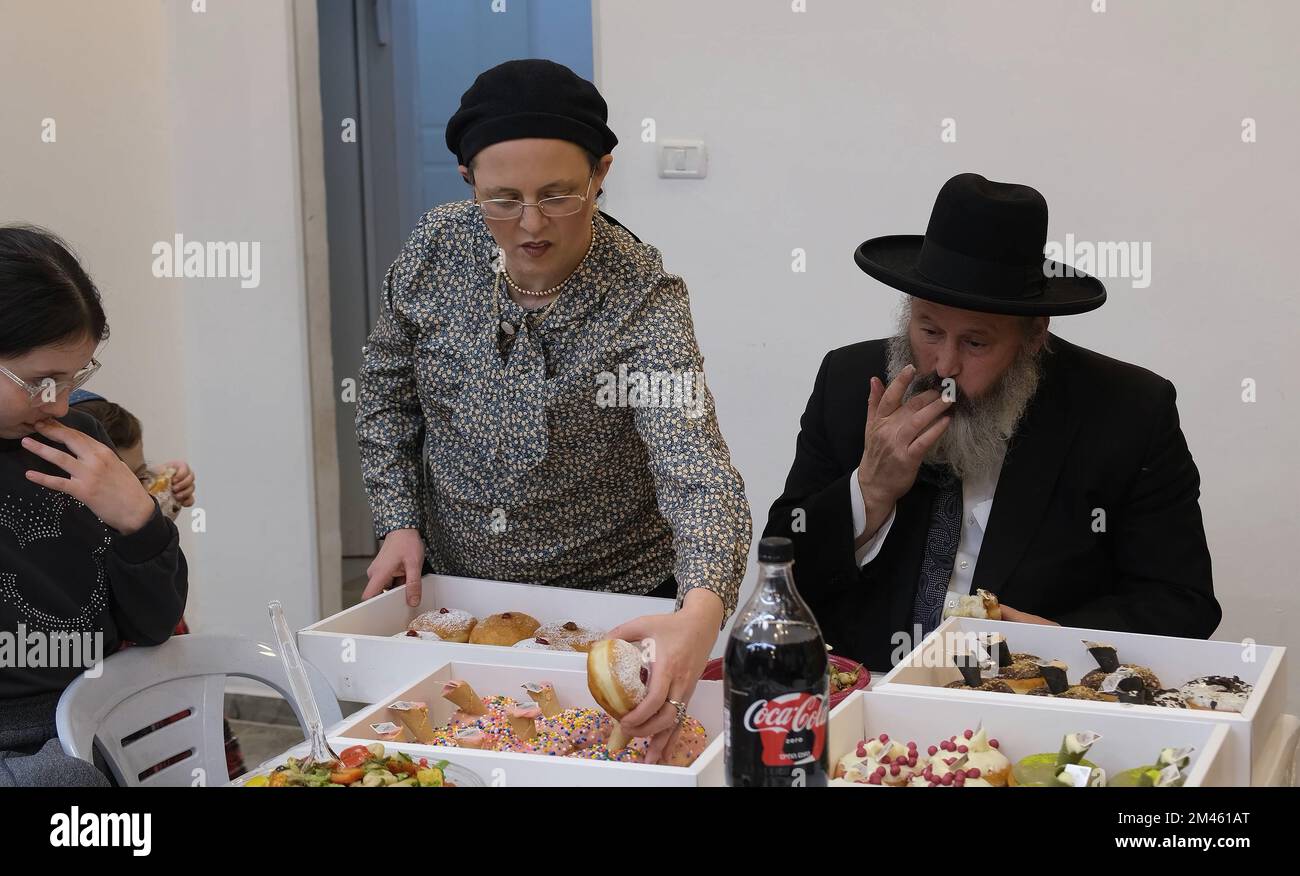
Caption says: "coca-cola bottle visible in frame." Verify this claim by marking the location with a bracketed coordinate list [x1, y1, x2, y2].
[724, 536, 829, 787]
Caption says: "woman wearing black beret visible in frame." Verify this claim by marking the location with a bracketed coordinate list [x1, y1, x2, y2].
[355, 60, 751, 763]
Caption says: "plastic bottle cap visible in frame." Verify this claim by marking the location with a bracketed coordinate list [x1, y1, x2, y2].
[758, 536, 793, 563]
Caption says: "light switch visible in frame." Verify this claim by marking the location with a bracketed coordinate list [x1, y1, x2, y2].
[658, 139, 708, 179]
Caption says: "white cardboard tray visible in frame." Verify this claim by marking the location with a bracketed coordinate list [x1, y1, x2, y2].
[299, 573, 727, 702]
[329, 657, 725, 787]
[829, 689, 1232, 787]
[874, 617, 1286, 785]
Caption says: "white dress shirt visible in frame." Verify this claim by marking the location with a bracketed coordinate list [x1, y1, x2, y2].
[850, 451, 1005, 596]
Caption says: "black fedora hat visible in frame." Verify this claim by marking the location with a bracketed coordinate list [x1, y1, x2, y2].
[855, 173, 1105, 316]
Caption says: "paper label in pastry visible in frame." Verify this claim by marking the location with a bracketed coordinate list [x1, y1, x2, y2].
[370, 722, 401, 734]
[1059, 763, 1093, 787]
[1158, 746, 1194, 769]
[1154, 764, 1183, 787]
[521, 682, 545, 694]
[388, 701, 423, 712]
[1099, 669, 1137, 693]
[1070, 731, 1102, 751]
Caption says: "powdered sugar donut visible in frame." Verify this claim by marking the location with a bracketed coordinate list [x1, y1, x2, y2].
[408, 608, 476, 642]
[586, 638, 648, 719]
[512, 636, 575, 651]
[534, 621, 603, 652]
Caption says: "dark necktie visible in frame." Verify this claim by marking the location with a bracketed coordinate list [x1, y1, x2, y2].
[911, 463, 963, 636]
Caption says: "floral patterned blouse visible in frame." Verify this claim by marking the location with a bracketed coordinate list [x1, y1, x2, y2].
[356, 202, 751, 617]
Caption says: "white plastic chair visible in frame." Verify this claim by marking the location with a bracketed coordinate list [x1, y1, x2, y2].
[56, 633, 342, 787]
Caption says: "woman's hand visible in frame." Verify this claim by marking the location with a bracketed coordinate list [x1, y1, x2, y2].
[363, 528, 426, 605]
[608, 588, 724, 764]
[22, 418, 157, 535]
[163, 459, 196, 506]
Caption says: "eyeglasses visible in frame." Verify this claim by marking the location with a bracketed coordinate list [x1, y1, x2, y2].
[0, 356, 102, 405]
[474, 171, 595, 222]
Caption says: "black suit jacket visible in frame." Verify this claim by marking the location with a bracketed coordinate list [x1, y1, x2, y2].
[763, 334, 1220, 671]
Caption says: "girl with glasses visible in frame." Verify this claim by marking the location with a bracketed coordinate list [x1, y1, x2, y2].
[0, 225, 188, 786]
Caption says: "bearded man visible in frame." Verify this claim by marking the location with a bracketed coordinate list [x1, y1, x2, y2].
[764, 173, 1220, 671]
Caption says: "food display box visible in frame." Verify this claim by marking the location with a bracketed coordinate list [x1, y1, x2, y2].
[298, 573, 727, 702]
[873, 617, 1286, 785]
[829, 689, 1232, 787]
[328, 657, 726, 787]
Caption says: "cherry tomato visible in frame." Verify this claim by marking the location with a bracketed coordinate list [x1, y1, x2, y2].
[338, 745, 371, 769]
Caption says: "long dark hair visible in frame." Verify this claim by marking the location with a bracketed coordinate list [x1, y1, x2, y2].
[0, 225, 109, 358]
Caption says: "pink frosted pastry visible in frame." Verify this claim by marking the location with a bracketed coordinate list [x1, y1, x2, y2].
[536, 707, 613, 751]
[442, 680, 488, 719]
[660, 716, 708, 767]
[453, 726, 489, 749]
[510, 731, 573, 757]
[386, 700, 438, 744]
[520, 681, 562, 719]
[567, 741, 647, 762]
[505, 704, 542, 741]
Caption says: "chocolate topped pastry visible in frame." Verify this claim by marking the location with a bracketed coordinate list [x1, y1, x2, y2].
[1100, 671, 1151, 704]
[1080, 663, 1161, 693]
[983, 633, 1014, 669]
[1037, 660, 1070, 694]
[1180, 676, 1253, 712]
[1024, 679, 1109, 701]
[1083, 640, 1120, 673]
[1151, 688, 1189, 709]
[945, 679, 1016, 694]
[1059, 685, 1108, 701]
[996, 656, 1048, 694]
[951, 652, 984, 687]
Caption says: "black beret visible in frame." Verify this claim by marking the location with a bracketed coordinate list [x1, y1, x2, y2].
[445, 59, 618, 166]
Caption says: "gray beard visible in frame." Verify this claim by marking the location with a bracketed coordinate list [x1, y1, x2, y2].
[884, 328, 1044, 484]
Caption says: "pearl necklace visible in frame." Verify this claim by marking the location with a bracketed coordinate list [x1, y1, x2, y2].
[499, 218, 596, 299]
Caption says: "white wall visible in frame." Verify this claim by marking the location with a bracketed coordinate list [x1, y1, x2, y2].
[160, 1, 322, 640]
[0, 0, 322, 645]
[595, 0, 1300, 712]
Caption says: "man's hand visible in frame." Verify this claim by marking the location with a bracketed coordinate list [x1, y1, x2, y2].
[1000, 605, 1060, 626]
[856, 364, 953, 541]
[362, 528, 426, 606]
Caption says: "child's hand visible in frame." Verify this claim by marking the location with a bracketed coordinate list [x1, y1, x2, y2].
[164, 460, 196, 506]
[23, 419, 157, 535]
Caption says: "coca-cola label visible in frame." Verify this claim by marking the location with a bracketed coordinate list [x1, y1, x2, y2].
[739, 691, 828, 767]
